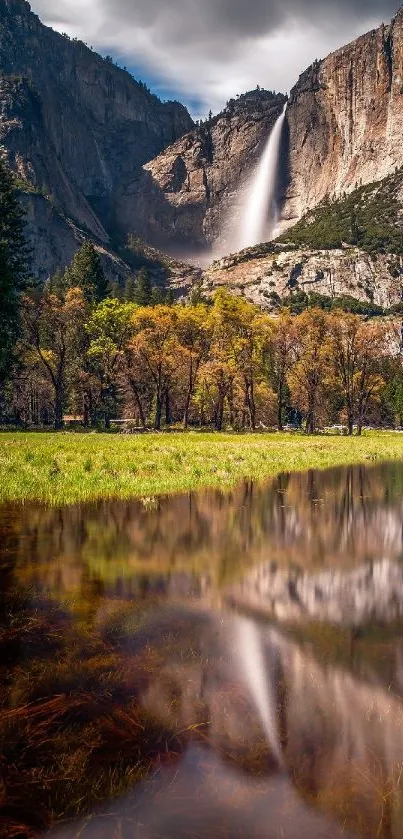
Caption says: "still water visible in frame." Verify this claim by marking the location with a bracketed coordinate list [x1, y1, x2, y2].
[2, 463, 403, 838]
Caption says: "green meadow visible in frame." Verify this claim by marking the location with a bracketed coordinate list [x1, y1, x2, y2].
[1, 430, 403, 506]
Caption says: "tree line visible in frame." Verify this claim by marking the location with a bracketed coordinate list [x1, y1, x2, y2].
[3, 280, 403, 434]
[1, 152, 403, 435]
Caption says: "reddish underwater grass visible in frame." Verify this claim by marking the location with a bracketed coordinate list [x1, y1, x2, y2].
[0, 594, 190, 839]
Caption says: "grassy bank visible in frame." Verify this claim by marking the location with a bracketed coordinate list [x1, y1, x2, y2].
[1, 431, 403, 506]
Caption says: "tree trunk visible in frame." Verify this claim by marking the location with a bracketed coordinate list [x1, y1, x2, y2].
[183, 396, 191, 430]
[346, 400, 354, 436]
[277, 380, 284, 431]
[89, 390, 97, 428]
[215, 394, 224, 431]
[165, 388, 171, 427]
[305, 408, 315, 435]
[154, 391, 163, 430]
[249, 380, 256, 431]
[183, 360, 193, 430]
[200, 383, 206, 428]
[54, 383, 64, 430]
[129, 379, 146, 430]
[83, 391, 90, 428]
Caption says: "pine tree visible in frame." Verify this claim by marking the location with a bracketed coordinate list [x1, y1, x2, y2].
[48, 270, 67, 298]
[65, 241, 108, 303]
[0, 152, 30, 382]
[133, 268, 152, 306]
[150, 285, 164, 306]
[109, 279, 122, 300]
[123, 275, 137, 302]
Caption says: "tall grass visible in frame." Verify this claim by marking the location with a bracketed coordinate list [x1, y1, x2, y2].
[1, 431, 403, 505]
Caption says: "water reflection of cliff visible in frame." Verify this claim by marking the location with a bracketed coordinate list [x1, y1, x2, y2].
[3, 462, 403, 839]
[46, 608, 403, 839]
[5, 462, 403, 600]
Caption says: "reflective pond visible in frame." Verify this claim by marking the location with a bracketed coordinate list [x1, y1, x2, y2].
[2, 462, 403, 838]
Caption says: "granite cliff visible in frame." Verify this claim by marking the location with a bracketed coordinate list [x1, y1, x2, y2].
[117, 90, 287, 254]
[200, 169, 403, 310]
[125, 7, 403, 256]
[201, 243, 403, 311]
[1, 0, 403, 292]
[283, 8, 403, 226]
[0, 0, 193, 280]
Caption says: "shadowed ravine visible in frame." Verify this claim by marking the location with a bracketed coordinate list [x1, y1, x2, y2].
[2, 461, 403, 838]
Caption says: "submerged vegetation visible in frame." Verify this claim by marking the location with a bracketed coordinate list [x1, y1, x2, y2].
[1, 431, 403, 505]
[0, 590, 194, 838]
[3, 460, 403, 837]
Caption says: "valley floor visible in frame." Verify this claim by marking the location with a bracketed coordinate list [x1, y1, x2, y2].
[1, 431, 403, 505]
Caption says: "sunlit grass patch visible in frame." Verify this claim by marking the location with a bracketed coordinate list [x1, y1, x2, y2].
[0, 430, 403, 505]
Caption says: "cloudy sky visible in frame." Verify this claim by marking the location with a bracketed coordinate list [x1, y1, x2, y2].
[30, 0, 400, 116]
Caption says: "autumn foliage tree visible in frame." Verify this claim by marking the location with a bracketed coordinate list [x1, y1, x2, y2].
[329, 314, 386, 435]
[4, 258, 400, 434]
[23, 287, 87, 429]
[130, 306, 180, 430]
[288, 308, 332, 434]
[265, 312, 296, 431]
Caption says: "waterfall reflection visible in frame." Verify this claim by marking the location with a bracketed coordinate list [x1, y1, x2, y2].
[44, 607, 403, 839]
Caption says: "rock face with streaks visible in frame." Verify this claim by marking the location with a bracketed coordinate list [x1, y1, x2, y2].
[201, 243, 403, 310]
[227, 559, 403, 627]
[1, 0, 403, 290]
[122, 8, 403, 253]
[0, 0, 193, 278]
[282, 9, 403, 226]
[117, 91, 287, 253]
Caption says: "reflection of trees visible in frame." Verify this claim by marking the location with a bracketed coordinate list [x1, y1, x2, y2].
[4, 462, 403, 603]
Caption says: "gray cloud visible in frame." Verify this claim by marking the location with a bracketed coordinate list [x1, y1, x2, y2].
[97, 0, 398, 39]
[30, 0, 400, 114]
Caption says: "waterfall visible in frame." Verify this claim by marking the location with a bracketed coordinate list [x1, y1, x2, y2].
[237, 103, 287, 251]
[235, 617, 283, 767]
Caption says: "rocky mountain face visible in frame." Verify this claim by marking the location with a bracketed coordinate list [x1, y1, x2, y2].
[0, 0, 193, 280]
[199, 167, 403, 310]
[283, 8, 403, 227]
[202, 241, 403, 311]
[117, 90, 286, 254]
[125, 8, 403, 256]
[1, 1, 403, 292]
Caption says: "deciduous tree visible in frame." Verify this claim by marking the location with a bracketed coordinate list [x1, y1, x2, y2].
[288, 308, 331, 434]
[130, 306, 179, 430]
[86, 298, 135, 428]
[175, 304, 211, 429]
[23, 287, 87, 429]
